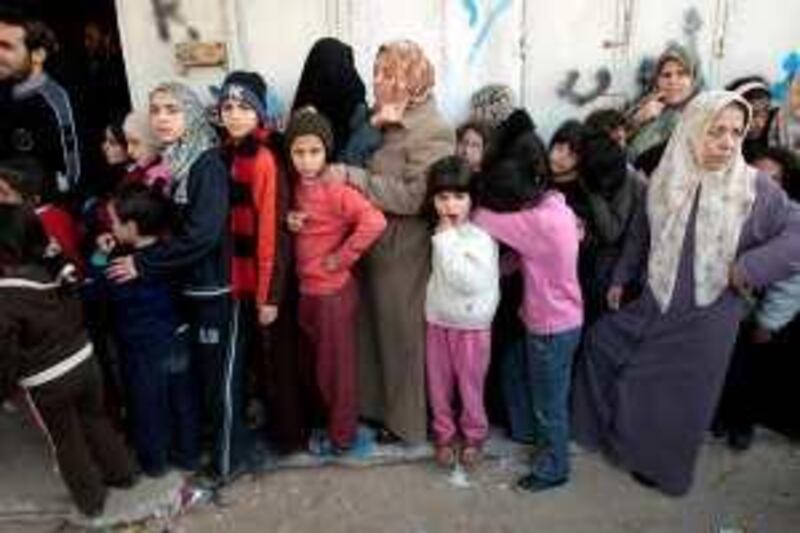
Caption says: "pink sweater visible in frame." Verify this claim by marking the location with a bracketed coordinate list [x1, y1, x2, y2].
[473, 192, 583, 334]
[295, 178, 386, 295]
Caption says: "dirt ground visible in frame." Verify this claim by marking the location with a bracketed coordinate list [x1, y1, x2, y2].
[2, 407, 799, 533]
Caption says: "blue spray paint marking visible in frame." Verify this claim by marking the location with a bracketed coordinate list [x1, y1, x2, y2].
[771, 51, 800, 102]
[462, 0, 479, 27]
[467, 0, 512, 64]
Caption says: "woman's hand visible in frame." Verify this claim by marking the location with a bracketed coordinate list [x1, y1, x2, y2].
[728, 264, 752, 298]
[607, 285, 624, 311]
[258, 304, 278, 326]
[321, 163, 348, 184]
[106, 255, 139, 283]
[634, 93, 665, 125]
[286, 211, 308, 233]
[322, 253, 341, 272]
[371, 101, 407, 127]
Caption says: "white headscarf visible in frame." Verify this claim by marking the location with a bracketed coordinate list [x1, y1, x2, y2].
[123, 110, 161, 164]
[647, 91, 757, 312]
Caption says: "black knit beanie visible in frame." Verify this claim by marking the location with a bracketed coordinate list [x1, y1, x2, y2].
[285, 107, 335, 156]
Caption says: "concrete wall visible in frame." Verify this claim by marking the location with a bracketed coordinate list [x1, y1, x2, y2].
[115, 0, 800, 137]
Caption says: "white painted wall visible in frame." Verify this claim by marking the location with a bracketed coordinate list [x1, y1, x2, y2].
[115, 0, 800, 139]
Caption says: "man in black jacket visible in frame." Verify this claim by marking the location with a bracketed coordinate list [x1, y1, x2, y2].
[0, 8, 81, 202]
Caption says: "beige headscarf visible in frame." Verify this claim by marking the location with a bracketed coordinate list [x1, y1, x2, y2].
[647, 90, 757, 312]
[374, 40, 435, 110]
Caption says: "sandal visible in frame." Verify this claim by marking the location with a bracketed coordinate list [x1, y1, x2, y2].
[460, 445, 481, 470]
[435, 444, 456, 468]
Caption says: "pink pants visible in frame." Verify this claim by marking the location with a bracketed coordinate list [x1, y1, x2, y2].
[425, 323, 491, 446]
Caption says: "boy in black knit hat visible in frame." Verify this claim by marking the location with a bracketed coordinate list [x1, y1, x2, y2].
[285, 107, 386, 455]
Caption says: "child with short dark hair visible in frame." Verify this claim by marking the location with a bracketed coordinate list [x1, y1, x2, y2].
[474, 121, 583, 492]
[285, 107, 386, 454]
[424, 155, 499, 469]
[0, 157, 83, 269]
[0, 203, 135, 517]
[105, 182, 200, 476]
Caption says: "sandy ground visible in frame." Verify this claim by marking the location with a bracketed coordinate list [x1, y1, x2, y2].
[2, 409, 799, 533]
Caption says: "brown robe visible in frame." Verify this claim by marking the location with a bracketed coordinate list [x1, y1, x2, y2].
[349, 97, 454, 442]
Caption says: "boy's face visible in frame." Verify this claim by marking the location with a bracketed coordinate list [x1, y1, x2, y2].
[220, 98, 259, 141]
[290, 134, 326, 178]
[0, 177, 23, 204]
[434, 190, 471, 227]
[457, 129, 484, 172]
[108, 202, 138, 245]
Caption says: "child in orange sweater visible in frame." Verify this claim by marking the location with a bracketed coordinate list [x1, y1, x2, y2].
[285, 108, 386, 453]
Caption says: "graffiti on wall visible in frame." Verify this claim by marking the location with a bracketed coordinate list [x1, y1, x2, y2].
[554, 7, 707, 108]
[772, 51, 800, 101]
[461, 0, 513, 64]
[557, 68, 612, 106]
[635, 7, 704, 97]
[151, 0, 200, 42]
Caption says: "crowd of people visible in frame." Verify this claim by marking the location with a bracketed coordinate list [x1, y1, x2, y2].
[1, 7, 799, 520]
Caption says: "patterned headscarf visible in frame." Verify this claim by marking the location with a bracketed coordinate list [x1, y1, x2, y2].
[647, 91, 757, 312]
[629, 45, 702, 160]
[469, 84, 515, 130]
[149, 82, 217, 204]
[374, 40, 435, 111]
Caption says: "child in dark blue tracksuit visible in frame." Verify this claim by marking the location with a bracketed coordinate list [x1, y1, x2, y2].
[105, 182, 200, 476]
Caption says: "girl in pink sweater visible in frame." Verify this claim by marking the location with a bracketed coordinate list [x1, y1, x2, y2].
[473, 116, 583, 493]
[285, 108, 386, 454]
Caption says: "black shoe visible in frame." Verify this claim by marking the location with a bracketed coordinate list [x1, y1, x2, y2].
[515, 474, 567, 493]
[630, 471, 658, 489]
[728, 428, 754, 452]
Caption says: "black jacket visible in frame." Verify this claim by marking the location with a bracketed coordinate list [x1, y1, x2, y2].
[134, 148, 231, 295]
[0, 74, 81, 202]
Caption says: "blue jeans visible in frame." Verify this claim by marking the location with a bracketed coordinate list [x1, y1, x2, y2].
[503, 327, 581, 482]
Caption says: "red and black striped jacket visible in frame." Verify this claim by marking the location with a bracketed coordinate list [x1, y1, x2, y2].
[224, 128, 291, 306]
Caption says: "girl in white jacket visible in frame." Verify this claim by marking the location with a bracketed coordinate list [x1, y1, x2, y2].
[424, 156, 499, 469]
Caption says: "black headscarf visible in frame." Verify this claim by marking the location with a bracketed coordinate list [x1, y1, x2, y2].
[292, 38, 367, 158]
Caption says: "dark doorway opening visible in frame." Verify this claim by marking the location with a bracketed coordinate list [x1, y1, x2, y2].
[21, 0, 132, 195]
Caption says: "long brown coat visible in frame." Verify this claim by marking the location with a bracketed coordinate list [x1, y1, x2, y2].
[349, 98, 454, 442]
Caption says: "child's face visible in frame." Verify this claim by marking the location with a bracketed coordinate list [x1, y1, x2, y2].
[290, 135, 327, 178]
[748, 97, 771, 139]
[434, 190, 471, 227]
[0, 177, 23, 204]
[108, 202, 138, 246]
[149, 91, 186, 144]
[753, 157, 785, 186]
[608, 126, 627, 148]
[549, 142, 578, 175]
[102, 128, 128, 165]
[457, 129, 484, 172]
[125, 132, 153, 166]
[220, 98, 259, 141]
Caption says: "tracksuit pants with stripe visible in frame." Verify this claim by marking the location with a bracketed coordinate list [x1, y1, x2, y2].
[185, 294, 252, 479]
